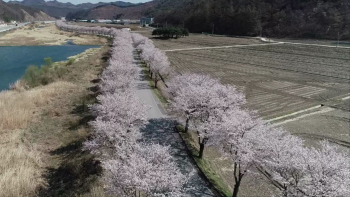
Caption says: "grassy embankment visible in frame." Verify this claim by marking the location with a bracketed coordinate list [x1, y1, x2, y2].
[0, 45, 111, 197]
[138, 59, 234, 197]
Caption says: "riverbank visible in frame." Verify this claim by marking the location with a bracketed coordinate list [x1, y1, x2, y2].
[0, 46, 109, 197]
[0, 23, 107, 46]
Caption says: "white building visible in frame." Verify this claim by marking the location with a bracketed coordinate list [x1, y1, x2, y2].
[0, 20, 7, 27]
[97, 19, 112, 23]
[140, 18, 154, 26]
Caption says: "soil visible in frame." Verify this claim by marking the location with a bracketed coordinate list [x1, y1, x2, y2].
[0, 23, 107, 46]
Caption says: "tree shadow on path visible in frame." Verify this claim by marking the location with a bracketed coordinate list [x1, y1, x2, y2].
[139, 118, 218, 197]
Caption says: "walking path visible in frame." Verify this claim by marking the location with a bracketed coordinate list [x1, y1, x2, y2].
[0, 23, 26, 33]
[133, 51, 217, 196]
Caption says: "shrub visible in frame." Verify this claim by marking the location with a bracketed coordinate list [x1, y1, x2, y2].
[23, 65, 42, 87]
[67, 58, 76, 66]
[44, 57, 53, 66]
[152, 27, 189, 39]
[22, 58, 68, 88]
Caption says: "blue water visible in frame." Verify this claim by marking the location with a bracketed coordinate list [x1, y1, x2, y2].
[0, 45, 100, 91]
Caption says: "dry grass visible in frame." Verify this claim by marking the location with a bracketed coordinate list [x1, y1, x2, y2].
[0, 46, 109, 197]
[0, 82, 77, 130]
[0, 81, 78, 197]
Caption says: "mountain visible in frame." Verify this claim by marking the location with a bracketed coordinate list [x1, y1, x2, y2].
[7, 0, 137, 18]
[0, 0, 54, 22]
[145, 0, 350, 40]
[66, 2, 156, 20]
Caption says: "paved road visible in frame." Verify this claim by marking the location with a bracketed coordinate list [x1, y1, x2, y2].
[0, 23, 27, 33]
[133, 51, 217, 196]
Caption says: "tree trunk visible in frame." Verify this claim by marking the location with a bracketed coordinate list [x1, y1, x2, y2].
[232, 179, 242, 197]
[154, 78, 158, 88]
[184, 118, 190, 133]
[199, 142, 205, 158]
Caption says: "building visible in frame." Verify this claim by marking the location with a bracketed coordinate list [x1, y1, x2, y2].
[97, 19, 112, 23]
[140, 18, 154, 26]
[130, 20, 140, 24]
[121, 19, 130, 25]
[0, 20, 7, 27]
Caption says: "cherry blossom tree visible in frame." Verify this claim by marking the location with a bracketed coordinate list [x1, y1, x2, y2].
[148, 49, 173, 88]
[167, 73, 245, 158]
[258, 139, 350, 197]
[103, 143, 191, 197]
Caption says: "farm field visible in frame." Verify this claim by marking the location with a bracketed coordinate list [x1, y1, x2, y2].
[144, 33, 350, 144]
[139, 31, 263, 50]
[167, 44, 349, 142]
[141, 33, 350, 196]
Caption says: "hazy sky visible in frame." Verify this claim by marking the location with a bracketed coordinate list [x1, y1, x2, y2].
[5, 0, 150, 4]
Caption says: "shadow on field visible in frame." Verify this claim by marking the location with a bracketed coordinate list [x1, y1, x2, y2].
[39, 139, 102, 197]
[39, 97, 102, 197]
[139, 118, 217, 197]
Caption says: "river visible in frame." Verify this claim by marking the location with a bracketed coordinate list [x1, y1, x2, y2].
[0, 45, 100, 91]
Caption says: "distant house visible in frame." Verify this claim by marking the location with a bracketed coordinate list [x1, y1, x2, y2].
[0, 20, 7, 27]
[121, 19, 130, 25]
[97, 19, 112, 23]
[111, 19, 121, 24]
[130, 20, 140, 24]
[140, 18, 154, 26]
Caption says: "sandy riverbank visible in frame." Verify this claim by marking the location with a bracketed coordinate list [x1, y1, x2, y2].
[0, 23, 107, 46]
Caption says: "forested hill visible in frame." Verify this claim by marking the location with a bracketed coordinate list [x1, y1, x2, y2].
[0, 1, 54, 22]
[146, 0, 350, 40]
[66, 2, 156, 21]
[8, 0, 136, 18]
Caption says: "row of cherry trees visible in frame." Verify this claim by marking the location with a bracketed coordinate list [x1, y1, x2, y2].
[55, 21, 190, 197]
[168, 74, 350, 197]
[169, 74, 350, 197]
[131, 33, 350, 197]
[57, 22, 350, 197]
[131, 33, 173, 88]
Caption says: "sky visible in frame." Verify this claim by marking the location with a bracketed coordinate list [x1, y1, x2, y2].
[4, 0, 150, 4]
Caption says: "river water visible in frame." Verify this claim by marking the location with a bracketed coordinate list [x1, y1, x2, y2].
[0, 45, 100, 91]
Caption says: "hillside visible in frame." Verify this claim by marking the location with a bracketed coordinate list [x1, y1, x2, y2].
[145, 0, 350, 40]
[66, 2, 156, 20]
[0, 1, 54, 22]
[8, 0, 137, 18]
